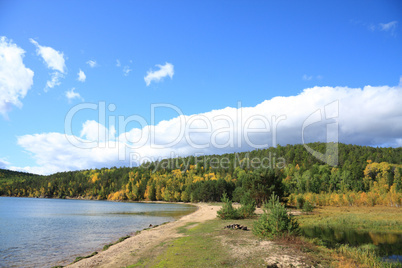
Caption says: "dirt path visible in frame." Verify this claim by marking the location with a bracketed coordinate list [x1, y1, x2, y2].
[68, 203, 220, 268]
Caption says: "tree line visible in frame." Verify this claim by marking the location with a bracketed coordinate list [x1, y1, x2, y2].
[1, 142, 401, 206]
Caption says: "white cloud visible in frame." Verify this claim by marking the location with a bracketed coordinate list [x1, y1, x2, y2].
[30, 39, 66, 73]
[144, 62, 174, 86]
[46, 72, 63, 91]
[15, 132, 119, 175]
[303, 74, 323, 81]
[14, 83, 402, 174]
[0, 157, 10, 169]
[123, 65, 132, 76]
[80, 120, 115, 142]
[30, 38, 66, 90]
[65, 88, 83, 102]
[379, 21, 397, 31]
[0, 36, 34, 118]
[116, 59, 132, 76]
[364, 21, 398, 35]
[353, 20, 398, 36]
[86, 60, 97, 68]
[77, 69, 86, 82]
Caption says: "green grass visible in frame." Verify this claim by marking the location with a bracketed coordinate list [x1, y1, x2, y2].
[103, 235, 131, 251]
[176, 222, 198, 234]
[125, 205, 402, 268]
[127, 217, 331, 268]
[127, 218, 273, 267]
[72, 251, 98, 263]
[297, 206, 402, 233]
[337, 244, 402, 268]
[128, 219, 236, 267]
[297, 206, 402, 267]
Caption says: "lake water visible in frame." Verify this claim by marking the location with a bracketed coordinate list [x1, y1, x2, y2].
[0, 197, 196, 267]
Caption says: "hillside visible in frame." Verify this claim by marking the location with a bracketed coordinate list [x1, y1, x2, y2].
[1, 142, 401, 206]
[0, 168, 42, 182]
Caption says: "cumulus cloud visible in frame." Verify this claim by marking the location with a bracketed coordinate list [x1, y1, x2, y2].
[144, 62, 174, 86]
[14, 83, 402, 174]
[86, 60, 97, 68]
[77, 69, 86, 82]
[15, 132, 120, 175]
[0, 36, 34, 118]
[30, 39, 66, 73]
[80, 120, 116, 142]
[65, 88, 83, 102]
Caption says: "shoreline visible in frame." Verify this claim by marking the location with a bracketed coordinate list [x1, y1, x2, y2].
[0, 196, 201, 267]
[67, 202, 220, 268]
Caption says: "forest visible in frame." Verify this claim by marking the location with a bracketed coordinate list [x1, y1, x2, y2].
[1, 142, 402, 207]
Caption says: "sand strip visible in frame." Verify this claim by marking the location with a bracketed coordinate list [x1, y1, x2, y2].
[68, 203, 220, 268]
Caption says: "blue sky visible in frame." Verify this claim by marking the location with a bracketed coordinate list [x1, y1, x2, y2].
[1, 0, 402, 174]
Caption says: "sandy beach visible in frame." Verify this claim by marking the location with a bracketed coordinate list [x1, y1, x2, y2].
[68, 203, 220, 268]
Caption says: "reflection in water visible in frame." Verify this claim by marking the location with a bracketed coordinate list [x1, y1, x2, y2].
[301, 226, 402, 261]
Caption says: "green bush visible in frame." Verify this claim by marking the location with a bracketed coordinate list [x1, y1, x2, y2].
[237, 191, 256, 218]
[217, 192, 257, 219]
[237, 203, 256, 219]
[232, 187, 246, 203]
[302, 200, 314, 212]
[253, 193, 300, 238]
[217, 193, 240, 219]
[296, 196, 305, 209]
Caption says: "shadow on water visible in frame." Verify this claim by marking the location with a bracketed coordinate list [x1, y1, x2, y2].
[301, 227, 402, 262]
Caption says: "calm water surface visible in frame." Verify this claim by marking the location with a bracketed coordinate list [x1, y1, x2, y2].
[0, 197, 196, 267]
[302, 226, 402, 263]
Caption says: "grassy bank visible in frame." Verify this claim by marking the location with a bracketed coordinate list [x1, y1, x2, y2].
[127, 205, 401, 267]
[126, 216, 332, 267]
[296, 206, 402, 267]
[297, 206, 402, 233]
[67, 203, 400, 267]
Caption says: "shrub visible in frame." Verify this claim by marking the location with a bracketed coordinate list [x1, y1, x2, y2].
[217, 192, 256, 219]
[217, 193, 240, 219]
[232, 187, 246, 203]
[296, 195, 305, 209]
[237, 191, 256, 218]
[253, 193, 300, 238]
[287, 194, 295, 206]
[302, 200, 314, 213]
